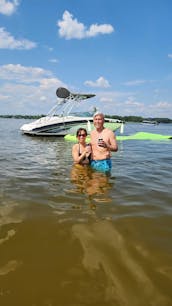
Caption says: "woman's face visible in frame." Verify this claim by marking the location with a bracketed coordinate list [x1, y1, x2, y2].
[77, 130, 87, 142]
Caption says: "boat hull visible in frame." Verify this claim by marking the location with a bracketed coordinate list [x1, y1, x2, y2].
[20, 117, 122, 136]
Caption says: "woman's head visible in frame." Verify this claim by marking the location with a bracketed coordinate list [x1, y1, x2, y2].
[76, 128, 87, 139]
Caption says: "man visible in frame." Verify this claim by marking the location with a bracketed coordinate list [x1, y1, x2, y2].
[90, 112, 118, 172]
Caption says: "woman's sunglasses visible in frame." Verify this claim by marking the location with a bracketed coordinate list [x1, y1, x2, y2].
[78, 133, 86, 137]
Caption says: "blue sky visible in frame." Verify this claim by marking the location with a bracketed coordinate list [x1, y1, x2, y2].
[0, 0, 172, 118]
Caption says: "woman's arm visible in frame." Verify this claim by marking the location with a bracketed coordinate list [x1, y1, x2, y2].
[72, 144, 87, 164]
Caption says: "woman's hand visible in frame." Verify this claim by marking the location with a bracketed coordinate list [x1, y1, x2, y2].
[85, 144, 91, 157]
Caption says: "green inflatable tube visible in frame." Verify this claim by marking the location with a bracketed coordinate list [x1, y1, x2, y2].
[64, 132, 172, 142]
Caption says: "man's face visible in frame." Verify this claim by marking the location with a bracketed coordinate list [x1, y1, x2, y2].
[93, 115, 104, 128]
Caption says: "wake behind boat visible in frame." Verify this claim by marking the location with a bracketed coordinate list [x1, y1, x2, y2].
[20, 87, 123, 136]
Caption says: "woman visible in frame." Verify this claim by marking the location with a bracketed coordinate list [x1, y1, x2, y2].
[72, 128, 91, 165]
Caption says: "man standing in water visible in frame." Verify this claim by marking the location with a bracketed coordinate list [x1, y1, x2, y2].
[90, 112, 118, 172]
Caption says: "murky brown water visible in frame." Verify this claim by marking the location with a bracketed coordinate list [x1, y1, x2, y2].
[1, 214, 172, 306]
[0, 119, 172, 305]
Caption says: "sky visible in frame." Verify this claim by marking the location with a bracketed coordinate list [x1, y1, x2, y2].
[0, 0, 172, 118]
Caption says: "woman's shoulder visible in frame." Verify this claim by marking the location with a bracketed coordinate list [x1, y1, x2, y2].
[72, 143, 79, 150]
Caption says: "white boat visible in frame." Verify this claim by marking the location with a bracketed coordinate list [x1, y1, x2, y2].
[20, 87, 123, 136]
[142, 120, 159, 125]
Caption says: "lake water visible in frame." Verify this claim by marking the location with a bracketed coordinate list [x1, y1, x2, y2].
[0, 118, 172, 306]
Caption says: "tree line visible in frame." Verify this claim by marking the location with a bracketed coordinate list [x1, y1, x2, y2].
[0, 114, 172, 123]
[105, 115, 172, 124]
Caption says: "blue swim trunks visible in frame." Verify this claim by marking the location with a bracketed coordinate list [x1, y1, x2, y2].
[90, 159, 112, 172]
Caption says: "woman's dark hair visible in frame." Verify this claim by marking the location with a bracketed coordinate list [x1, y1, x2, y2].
[76, 128, 87, 137]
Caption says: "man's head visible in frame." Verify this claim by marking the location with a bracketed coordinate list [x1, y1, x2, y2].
[93, 112, 104, 130]
[93, 111, 104, 119]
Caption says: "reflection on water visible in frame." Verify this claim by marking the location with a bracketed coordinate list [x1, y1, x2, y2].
[70, 164, 114, 210]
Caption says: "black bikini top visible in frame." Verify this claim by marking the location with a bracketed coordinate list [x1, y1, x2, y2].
[78, 144, 91, 161]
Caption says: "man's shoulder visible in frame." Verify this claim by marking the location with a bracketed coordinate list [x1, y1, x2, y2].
[90, 130, 96, 136]
[103, 127, 114, 134]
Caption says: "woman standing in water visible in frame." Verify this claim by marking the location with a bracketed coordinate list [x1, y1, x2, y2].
[72, 128, 91, 165]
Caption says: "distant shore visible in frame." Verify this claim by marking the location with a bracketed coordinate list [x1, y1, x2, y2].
[0, 114, 172, 124]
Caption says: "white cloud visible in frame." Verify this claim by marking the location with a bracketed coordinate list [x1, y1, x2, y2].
[124, 96, 144, 107]
[0, 64, 67, 114]
[97, 90, 134, 103]
[168, 54, 172, 59]
[0, 0, 19, 16]
[40, 96, 46, 101]
[155, 101, 171, 108]
[57, 10, 114, 40]
[100, 97, 114, 103]
[86, 24, 114, 37]
[48, 58, 59, 63]
[39, 77, 63, 90]
[141, 101, 172, 118]
[123, 79, 147, 86]
[99, 94, 145, 116]
[0, 27, 37, 49]
[0, 64, 52, 83]
[0, 93, 10, 100]
[92, 90, 135, 115]
[85, 77, 110, 88]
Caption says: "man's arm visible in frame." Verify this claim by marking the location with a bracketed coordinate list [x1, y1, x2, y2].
[107, 130, 118, 152]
